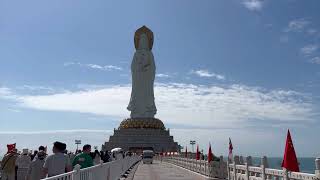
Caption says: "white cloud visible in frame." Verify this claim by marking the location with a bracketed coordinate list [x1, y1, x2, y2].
[0, 129, 110, 135]
[300, 44, 318, 55]
[191, 70, 225, 80]
[0, 87, 16, 99]
[242, 0, 264, 11]
[17, 85, 56, 94]
[310, 57, 320, 64]
[156, 74, 171, 78]
[285, 19, 310, 32]
[64, 62, 122, 71]
[2, 83, 314, 129]
[7, 108, 22, 113]
[0, 87, 11, 96]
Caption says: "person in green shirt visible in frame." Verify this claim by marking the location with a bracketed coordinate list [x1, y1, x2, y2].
[72, 144, 93, 169]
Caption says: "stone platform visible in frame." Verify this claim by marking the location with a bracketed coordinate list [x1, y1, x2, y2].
[103, 123, 179, 153]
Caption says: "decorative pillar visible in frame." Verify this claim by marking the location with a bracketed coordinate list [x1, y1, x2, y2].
[245, 156, 251, 180]
[73, 164, 81, 180]
[205, 157, 208, 176]
[227, 158, 231, 180]
[240, 156, 244, 165]
[234, 155, 240, 165]
[315, 157, 320, 179]
[261, 156, 268, 180]
[246, 156, 253, 166]
[220, 155, 225, 178]
[261, 156, 269, 168]
[246, 156, 253, 178]
[234, 155, 240, 180]
[282, 168, 289, 180]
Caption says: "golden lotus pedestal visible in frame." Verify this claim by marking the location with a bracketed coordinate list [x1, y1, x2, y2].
[103, 118, 179, 153]
[119, 118, 165, 130]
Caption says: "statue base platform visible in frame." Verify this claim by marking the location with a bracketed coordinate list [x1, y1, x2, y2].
[103, 118, 180, 153]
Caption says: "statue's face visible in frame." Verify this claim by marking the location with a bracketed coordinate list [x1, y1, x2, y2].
[138, 33, 149, 50]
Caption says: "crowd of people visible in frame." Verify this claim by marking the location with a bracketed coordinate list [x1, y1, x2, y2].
[0, 141, 113, 180]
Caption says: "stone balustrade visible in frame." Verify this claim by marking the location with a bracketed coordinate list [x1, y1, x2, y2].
[228, 156, 320, 180]
[160, 155, 227, 179]
[41, 155, 140, 180]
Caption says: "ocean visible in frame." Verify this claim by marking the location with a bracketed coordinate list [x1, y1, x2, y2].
[220, 157, 316, 174]
[251, 157, 315, 174]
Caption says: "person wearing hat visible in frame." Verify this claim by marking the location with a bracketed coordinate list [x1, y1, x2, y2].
[42, 141, 72, 178]
[15, 148, 31, 180]
[1, 145, 19, 180]
[27, 150, 46, 180]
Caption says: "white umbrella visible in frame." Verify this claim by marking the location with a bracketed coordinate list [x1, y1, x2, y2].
[111, 148, 123, 153]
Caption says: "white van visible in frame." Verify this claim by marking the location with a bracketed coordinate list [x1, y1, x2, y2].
[142, 150, 154, 164]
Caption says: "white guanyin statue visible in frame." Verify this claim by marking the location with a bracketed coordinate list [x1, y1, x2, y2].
[127, 26, 157, 118]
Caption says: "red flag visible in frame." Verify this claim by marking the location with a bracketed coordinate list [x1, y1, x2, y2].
[208, 143, 213, 163]
[229, 138, 233, 160]
[185, 146, 188, 158]
[196, 145, 200, 160]
[281, 129, 300, 172]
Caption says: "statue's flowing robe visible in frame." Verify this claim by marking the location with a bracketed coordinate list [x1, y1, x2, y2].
[127, 47, 157, 118]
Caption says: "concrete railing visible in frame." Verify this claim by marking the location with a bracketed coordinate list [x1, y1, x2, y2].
[41, 155, 140, 180]
[228, 156, 320, 180]
[161, 156, 227, 179]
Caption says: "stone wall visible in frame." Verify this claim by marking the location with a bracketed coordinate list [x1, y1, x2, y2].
[103, 128, 179, 153]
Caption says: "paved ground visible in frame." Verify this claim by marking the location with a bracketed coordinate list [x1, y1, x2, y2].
[132, 160, 213, 180]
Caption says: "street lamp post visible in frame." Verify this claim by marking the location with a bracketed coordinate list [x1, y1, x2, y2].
[75, 140, 81, 152]
[190, 140, 196, 153]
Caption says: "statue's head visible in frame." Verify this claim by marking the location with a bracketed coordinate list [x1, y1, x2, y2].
[134, 25, 154, 50]
[138, 33, 150, 50]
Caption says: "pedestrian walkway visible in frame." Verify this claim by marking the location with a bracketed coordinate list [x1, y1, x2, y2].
[133, 160, 214, 180]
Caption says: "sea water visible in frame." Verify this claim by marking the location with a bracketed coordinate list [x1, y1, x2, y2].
[224, 157, 316, 174]
[251, 157, 315, 174]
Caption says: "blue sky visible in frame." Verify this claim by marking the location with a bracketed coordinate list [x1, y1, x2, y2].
[1, 0, 320, 157]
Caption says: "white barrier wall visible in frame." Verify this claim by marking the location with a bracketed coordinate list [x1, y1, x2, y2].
[228, 156, 320, 180]
[42, 155, 140, 180]
[161, 155, 227, 179]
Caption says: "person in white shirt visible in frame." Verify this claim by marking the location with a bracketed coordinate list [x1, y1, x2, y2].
[27, 150, 46, 180]
[112, 150, 124, 161]
[42, 142, 72, 178]
[15, 148, 31, 180]
[93, 150, 101, 165]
